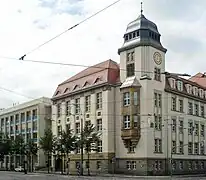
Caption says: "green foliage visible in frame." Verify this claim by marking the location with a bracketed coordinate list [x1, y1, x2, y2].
[25, 139, 38, 156]
[10, 135, 25, 155]
[39, 128, 57, 154]
[0, 132, 11, 161]
[57, 129, 76, 155]
[81, 123, 101, 153]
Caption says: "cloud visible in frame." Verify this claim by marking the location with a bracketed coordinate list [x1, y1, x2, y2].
[0, 0, 205, 108]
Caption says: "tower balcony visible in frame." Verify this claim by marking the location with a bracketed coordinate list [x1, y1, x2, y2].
[121, 128, 140, 140]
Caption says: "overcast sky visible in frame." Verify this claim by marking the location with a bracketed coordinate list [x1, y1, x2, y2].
[0, 0, 205, 108]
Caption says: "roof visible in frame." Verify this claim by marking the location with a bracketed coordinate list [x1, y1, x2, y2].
[189, 73, 206, 88]
[120, 76, 141, 89]
[52, 59, 120, 99]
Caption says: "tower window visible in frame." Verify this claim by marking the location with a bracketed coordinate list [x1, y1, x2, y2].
[129, 33, 132, 39]
[125, 35, 128, 41]
[154, 67, 161, 81]
[126, 63, 135, 77]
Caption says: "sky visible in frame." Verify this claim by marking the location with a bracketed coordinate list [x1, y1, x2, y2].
[0, 0, 205, 108]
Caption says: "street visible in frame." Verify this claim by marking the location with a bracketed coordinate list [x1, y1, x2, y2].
[0, 171, 206, 180]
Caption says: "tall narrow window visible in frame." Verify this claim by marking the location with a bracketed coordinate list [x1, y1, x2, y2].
[57, 104, 61, 117]
[126, 63, 135, 77]
[96, 92, 102, 109]
[133, 92, 138, 105]
[85, 95, 91, 112]
[66, 101, 70, 116]
[75, 98, 80, 114]
[123, 92, 130, 106]
[123, 115, 130, 129]
[154, 68, 161, 81]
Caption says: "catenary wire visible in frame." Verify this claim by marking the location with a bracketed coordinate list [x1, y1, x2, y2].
[18, 0, 122, 59]
[0, 55, 198, 77]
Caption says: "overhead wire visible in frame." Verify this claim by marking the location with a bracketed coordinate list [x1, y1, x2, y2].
[18, 0, 122, 60]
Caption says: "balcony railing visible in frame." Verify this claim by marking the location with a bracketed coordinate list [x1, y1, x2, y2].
[33, 138, 38, 142]
[26, 116, 31, 121]
[16, 130, 19, 134]
[10, 130, 14, 134]
[21, 129, 25, 133]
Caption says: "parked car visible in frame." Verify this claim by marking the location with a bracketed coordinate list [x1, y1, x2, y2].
[14, 166, 24, 172]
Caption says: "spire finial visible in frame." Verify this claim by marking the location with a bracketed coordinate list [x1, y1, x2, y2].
[140, 1, 143, 14]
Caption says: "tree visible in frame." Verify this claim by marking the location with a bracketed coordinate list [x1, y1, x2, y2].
[79, 123, 101, 176]
[0, 132, 11, 162]
[24, 139, 38, 172]
[39, 128, 57, 173]
[57, 128, 76, 174]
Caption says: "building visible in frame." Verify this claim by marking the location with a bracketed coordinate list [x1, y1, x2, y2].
[0, 97, 52, 170]
[51, 10, 206, 175]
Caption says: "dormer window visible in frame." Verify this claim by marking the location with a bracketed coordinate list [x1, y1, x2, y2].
[55, 91, 60, 96]
[193, 87, 198, 96]
[186, 84, 192, 94]
[177, 81, 183, 91]
[64, 88, 69, 93]
[169, 78, 176, 89]
[199, 89, 204, 98]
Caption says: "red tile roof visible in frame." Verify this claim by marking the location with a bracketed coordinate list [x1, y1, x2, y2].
[52, 59, 120, 99]
[189, 72, 206, 87]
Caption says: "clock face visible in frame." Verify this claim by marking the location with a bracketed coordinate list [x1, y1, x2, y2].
[153, 52, 162, 65]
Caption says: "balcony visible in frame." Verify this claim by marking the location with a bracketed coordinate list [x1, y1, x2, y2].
[27, 128, 31, 133]
[21, 129, 26, 133]
[33, 128, 37, 132]
[15, 130, 19, 134]
[10, 121, 14, 125]
[16, 120, 20, 124]
[121, 128, 140, 140]
[10, 130, 14, 134]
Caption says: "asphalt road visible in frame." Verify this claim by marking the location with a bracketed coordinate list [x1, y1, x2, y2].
[0, 171, 206, 180]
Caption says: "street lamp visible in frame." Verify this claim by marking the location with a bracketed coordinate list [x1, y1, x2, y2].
[70, 103, 84, 176]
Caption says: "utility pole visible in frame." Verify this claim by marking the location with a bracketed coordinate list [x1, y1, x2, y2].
[80, 117, 84, 176]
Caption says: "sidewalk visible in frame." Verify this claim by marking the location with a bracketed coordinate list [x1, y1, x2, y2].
[35, 171, 206, 179]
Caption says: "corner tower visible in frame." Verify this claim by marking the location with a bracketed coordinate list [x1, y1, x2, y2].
[118, 6, 167, 82]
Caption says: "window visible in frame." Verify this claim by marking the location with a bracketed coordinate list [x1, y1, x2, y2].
[128, 141, 135, 153]
[154, 67, 161, 81]
[97, 119, 102, 131]
[85, 120, 91, 127]
[188, 122, 193, 135]
[154, 115, 162, 130]
[66, 101, 70, 116]
[85, 96, 91, 112]
[76, 123, 80, 134]
[123, 115, 130, 129]
[97, 140, 102, 152]
[76, 146, 80, 154]
[154, 93, 157, 107]
[133, 115, 139, 128]
[66, 124, 70, 133]
[195, 161, 198, 169]
[201, 105, 204, 117]
[96, 161, 101, 170]
[201, 162, 204, 169]
[123, 92, 130, 106]
[57, 104, 61, 117]
[188, 102, 193, 115]
[154, 161, 162, 170]
[179, 141, 183, 154]
[126, 161, 131, 170]
[96, 92, 102, 109]
[200, 144, 205, 155]
[172, 161, 176, 170]
[201, 124, 204, 137]
[172, 141, 176, 153]
[177, 81, 183, 91]
[188, 161, 192, 170]
[172, 118, 176, 132]
[133, 92, 138, 106]
[179, 120, 183, 134]
[195, 123, 199, 136]
[171, 97, 176, 111]
[179, 99, 184, 112]
[179, 161, 183, 170]
[195, 104, 199, 116]
[126, 63, 135, 77]
[188, 142, 192, 154]
[126, 51, 135, 62]
[154, 139, 162, 153]
[158, 94, 162, 107]
[57, 125, 62, 136]
[75, 98, 80, 114]
[132, 161, 136, 170]
[194, 142, 199, 154]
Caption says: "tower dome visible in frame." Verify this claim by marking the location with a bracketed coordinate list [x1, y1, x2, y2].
[118, 11, 167, 54]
